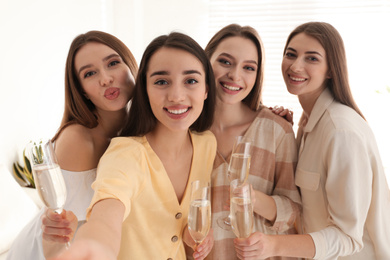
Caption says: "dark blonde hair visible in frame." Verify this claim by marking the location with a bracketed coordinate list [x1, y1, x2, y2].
[52, 31, 138, 141]
[283, 22, 365, 119]
[120, 32, 216, 136]
[205, 24, 265, 111]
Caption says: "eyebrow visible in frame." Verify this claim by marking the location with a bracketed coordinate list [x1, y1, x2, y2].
[286, 47, 324, 57]
[77, 53, 121, 76]
[219, 52, 258, 65]
[149, 69, 202, 77]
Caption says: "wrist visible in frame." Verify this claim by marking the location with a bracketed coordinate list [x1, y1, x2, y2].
[267, 234, 278, 256]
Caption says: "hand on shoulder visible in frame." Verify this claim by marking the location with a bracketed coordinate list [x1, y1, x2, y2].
[269, 106, 294, 125]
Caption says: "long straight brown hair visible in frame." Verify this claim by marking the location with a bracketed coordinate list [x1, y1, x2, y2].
[52, 31, 138, 141]
[205, 24, 265, 111]
[120, 32, 216, 136]
[283, 22, 365, 119]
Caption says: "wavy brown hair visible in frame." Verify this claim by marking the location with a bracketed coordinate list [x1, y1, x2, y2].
[205, 24, 265, 111]
[52, 31, 138, 141]
[283, 22, 365, 119]
[120, 32, 216, 136]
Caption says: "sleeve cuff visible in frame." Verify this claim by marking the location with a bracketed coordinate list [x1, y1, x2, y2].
[269, 195, 293, 232]
[309, 231, 326, 259]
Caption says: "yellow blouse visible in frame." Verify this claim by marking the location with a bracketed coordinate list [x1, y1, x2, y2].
[87, 131, 217, 260]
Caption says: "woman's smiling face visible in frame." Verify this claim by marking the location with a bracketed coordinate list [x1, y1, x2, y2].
[209, 36, 258, 105]
[146, 47, 208, 133]
[282, 32, 329, 99]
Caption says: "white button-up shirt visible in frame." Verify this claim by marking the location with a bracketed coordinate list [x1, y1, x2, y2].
[296, 88, 390, 260]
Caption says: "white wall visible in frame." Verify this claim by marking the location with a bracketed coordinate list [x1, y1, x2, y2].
[0, 0, 209, 173]
[0, 0, 105, 171]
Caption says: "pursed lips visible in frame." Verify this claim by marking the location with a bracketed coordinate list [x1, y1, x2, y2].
[104, 87, 120, 99]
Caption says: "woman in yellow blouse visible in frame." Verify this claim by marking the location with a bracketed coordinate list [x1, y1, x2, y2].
[53, 32, 217, 260]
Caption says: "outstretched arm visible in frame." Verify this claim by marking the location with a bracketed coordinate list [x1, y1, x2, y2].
[50, 198, 125, 260]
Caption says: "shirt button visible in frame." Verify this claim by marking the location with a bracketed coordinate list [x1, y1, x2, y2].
[171, 235, 178, 242]
[175, 212, 182, 219]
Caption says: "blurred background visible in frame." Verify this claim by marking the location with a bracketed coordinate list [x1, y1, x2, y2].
[1, 0, 389, 181]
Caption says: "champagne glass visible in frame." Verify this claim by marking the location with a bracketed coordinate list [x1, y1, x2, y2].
[217, 136, 252, 230]
[28, 139, 69, 247]
[227, 136, 252, 184]
[188, 180, 211, 248]
[230, 179, 254, 238]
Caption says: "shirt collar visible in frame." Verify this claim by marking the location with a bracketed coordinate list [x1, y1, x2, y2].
[303, 88, 334, 133]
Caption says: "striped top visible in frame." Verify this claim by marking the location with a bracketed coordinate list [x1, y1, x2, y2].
[206, 107, 302, 260]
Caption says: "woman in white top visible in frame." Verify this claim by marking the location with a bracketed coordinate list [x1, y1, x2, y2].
[6, 30, 138, 260]
[234, 21, 390, 260]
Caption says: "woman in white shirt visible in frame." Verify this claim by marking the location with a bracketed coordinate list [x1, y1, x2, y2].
[7, 30, 138, 260]
[234, 21, 390, 260]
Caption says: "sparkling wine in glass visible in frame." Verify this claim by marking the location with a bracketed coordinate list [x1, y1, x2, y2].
[28, 139, 69, 247]
[230, 179, 254, 238]
[227, 152, 251, 184]
[188, 180, 211, 248]
[217, 136, 252, 230]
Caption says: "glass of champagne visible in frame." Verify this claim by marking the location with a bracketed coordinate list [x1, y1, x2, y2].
[227, 136, 252, 184]
[217, 136, 252, 230]
[188, 180, 211, 249]
[28, 139, 69, 247]
[230, 179, 254, 238]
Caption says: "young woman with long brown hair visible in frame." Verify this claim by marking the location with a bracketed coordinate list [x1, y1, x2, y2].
[205, 24, 301, 260]
[7, 30, 138, 260]
[234, 21, 390, 260]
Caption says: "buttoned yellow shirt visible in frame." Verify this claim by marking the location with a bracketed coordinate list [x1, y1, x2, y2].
[87, 131, 216, 260]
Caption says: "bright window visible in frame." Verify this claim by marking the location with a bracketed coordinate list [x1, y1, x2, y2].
[208, 0, 390, 179]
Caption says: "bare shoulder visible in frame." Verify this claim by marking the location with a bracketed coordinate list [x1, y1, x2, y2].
[54, 124, 96, 171]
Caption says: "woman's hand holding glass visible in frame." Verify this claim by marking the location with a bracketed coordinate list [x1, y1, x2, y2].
[234, 232, 273, 259]
[187, 180, 213, 259]
[28, 139, 71, 248]
[230, 179, 254, 239]
[41, 208, 78, 244]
